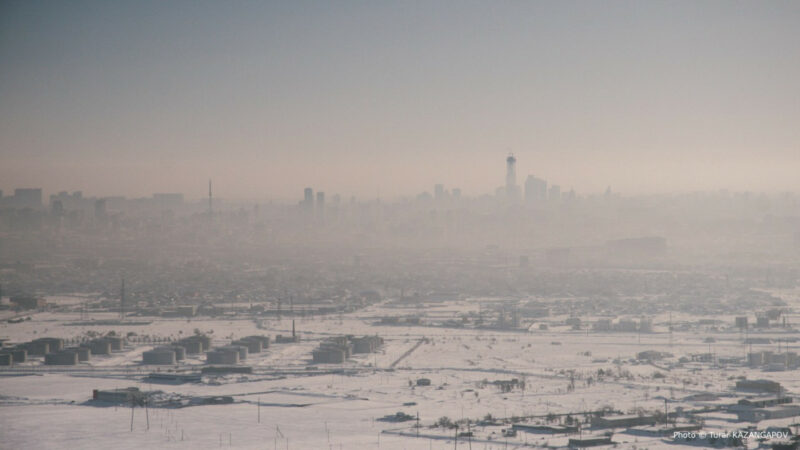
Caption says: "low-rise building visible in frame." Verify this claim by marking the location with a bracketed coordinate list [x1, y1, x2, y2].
[737, 405, 800, 422]
[84, 340, 112, 355]
[65, 347, 90, 362]
[312, 347, 345, 364]
[207, 349, 239, 365]
[24, 340, 50, 355]
[34, 337, 64, 352]
[1, 348, 27, 363]
[352, 335, 383, 353]
[245, 335, 270, 349]
[219, 345, 247, 360]
[102, 336, 125, 351]
[593, 414, 658, 429]
[736, 379, 782, 393]
[147, 372, 201, 383]
[232, 338, 262, 354]
[142, 349, 176, 365]
[178, 339, 204, 354]
[45, 350, 79, 365]
[93, 387, 147, 405]
[10, 296, 46, 310]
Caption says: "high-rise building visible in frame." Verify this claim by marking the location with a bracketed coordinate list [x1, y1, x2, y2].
[506, 154, 516, 190]
[316, 191, 325, 222]
[505, 154, 520, 202]
[301, 188, 315, 222]
[525, 175, 548, 203]
[13, 188, 42, 209]
[549, 184, 561, 202]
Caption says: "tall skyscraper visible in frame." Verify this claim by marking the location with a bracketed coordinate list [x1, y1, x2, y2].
[506, 154, 516, 189]
[316, 191, 325, 222]
[302, 188, 315, 222]
[505, 154, 520, 202]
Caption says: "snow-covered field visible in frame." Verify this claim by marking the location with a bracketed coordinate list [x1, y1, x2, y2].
[3, 295, 800, 449]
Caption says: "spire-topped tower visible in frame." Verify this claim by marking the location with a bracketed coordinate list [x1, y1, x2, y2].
[506, 153, 517, 189]
[505, 153, 520, 202]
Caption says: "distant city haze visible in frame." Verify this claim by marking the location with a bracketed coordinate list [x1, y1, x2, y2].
[1, 1, 798, 200]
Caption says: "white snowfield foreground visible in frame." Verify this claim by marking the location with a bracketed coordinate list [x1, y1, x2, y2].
[4, 291, 800, 449]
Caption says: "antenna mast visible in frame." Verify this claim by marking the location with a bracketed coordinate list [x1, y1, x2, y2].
[208, 179, 213, 217]
[120, 278, 125, 320]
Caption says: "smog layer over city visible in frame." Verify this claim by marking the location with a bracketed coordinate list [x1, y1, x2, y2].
[1, 2, 799, 449]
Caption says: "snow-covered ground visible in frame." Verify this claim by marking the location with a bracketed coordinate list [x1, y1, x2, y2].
[3, 294, 800, 449]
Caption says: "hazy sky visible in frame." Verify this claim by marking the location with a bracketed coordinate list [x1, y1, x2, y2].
[1, 1, 798, 201]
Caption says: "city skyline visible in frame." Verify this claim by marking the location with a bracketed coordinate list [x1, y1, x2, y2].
[2, 149, 798, 206]
[2, 1, 799, 199]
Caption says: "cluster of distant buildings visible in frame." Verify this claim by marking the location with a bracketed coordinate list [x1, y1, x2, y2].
[0, 188, 43, 209]
[141, 333, 278, 366]
[0, 188, 186, 213]
[499, 154, 574, 204]
[0, 335, 124, 367]
[592, 318, 653, 333]
[2, 295, 47, 311]
[747, 351, 800, 370]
